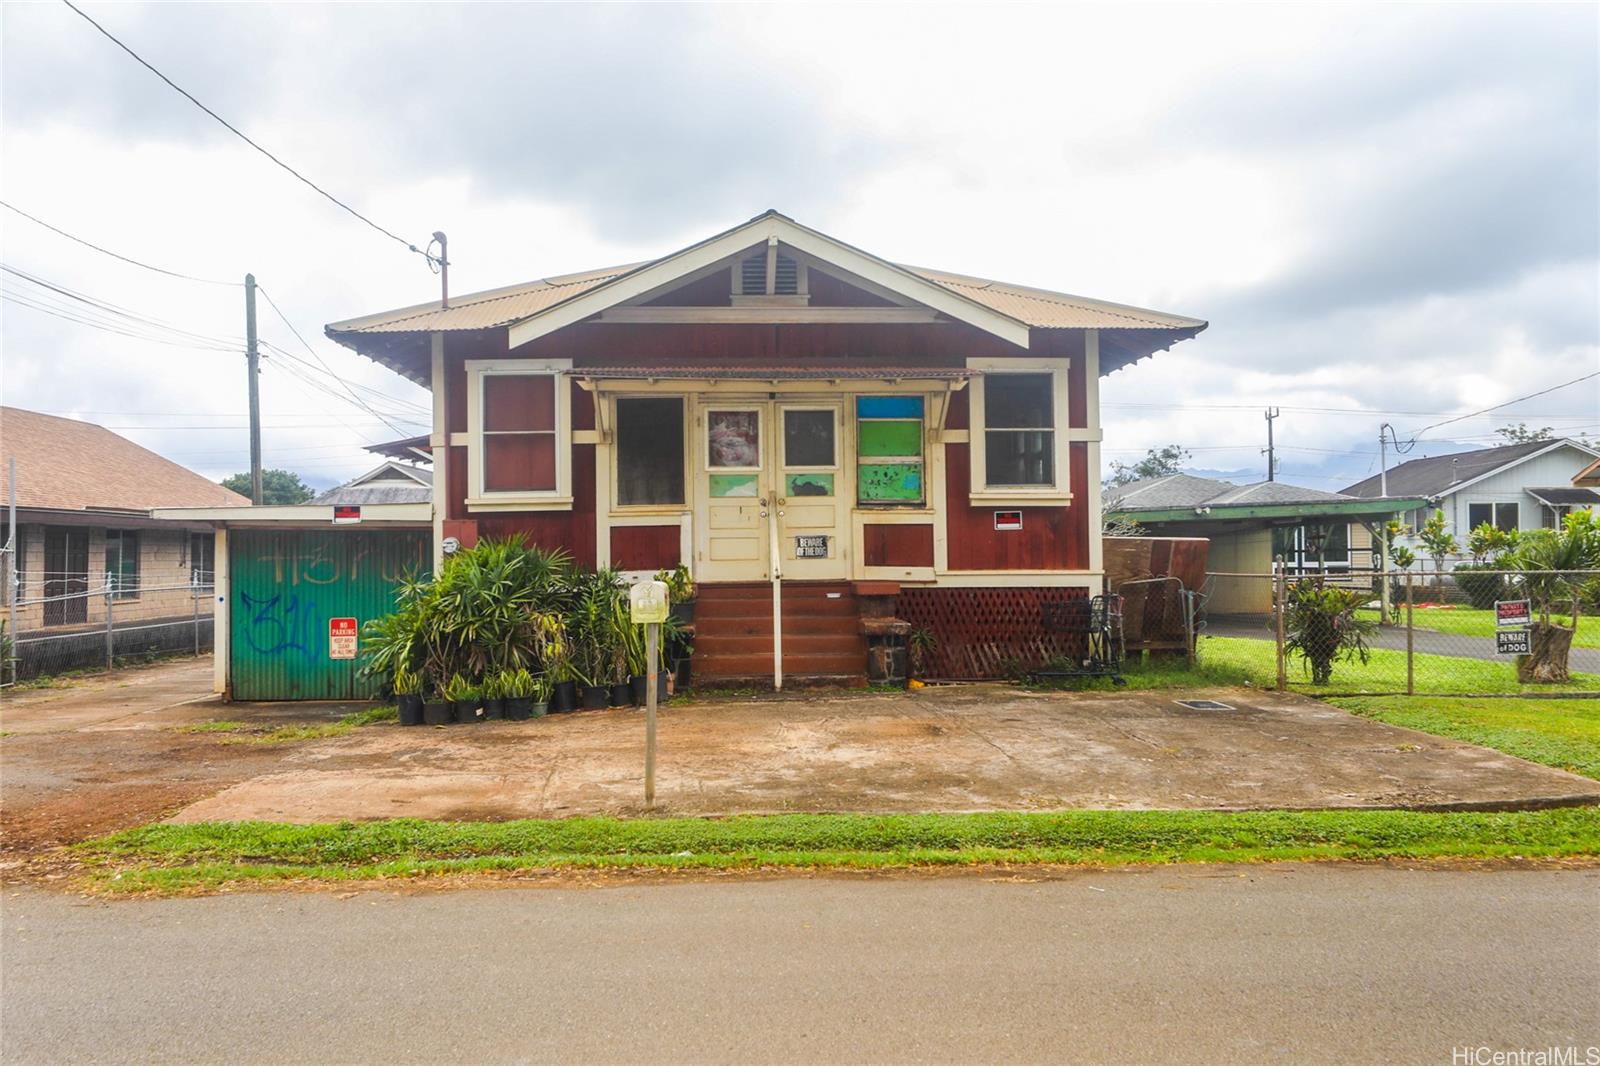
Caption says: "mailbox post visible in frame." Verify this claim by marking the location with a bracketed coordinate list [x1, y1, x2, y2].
[629, 579, 671, 808]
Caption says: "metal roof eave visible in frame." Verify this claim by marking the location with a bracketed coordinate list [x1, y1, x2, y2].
[1109, 497, 1430, 524]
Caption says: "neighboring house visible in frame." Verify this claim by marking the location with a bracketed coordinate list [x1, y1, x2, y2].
[0, 407, 247, 669]
[325, 210, 1207, 683]
[310, 461, 432, 506]
[1105, 473, 1425, 613]
[1572, 456, 1600, 490]
[1342, 438, 1600, 564]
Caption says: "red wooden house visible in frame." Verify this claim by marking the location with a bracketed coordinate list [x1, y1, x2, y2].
[327, 211, 1205, 685]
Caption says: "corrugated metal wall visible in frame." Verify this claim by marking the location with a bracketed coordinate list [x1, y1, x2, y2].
[229, 529, 430, 700]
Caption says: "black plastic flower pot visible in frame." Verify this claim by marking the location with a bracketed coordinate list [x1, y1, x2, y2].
[631, 674, 669, 705]
[397, 694, 424, 727]
[454, 699, 483, 724]
[483, 698, 505, 721]
[629, 674, 648, 706]
[550, 681, 578, 713]
[504, 697, 532, 722]
[609, 681, 633, 707]
[529, 701, 549, 718]
[670, 600, 695, 625]
[580, 685, 610, 711]
[422, 701, 452, 726]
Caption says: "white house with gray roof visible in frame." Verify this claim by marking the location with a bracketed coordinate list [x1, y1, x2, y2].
[1342, 438, 1600, 567]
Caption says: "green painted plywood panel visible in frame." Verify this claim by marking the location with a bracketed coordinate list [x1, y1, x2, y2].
[786, 473, 834, 497]
[708, 473, 759, 498]
[858, 463, 923, 502]
[229, 529, 430, 701]
[857, 420, 922, 458]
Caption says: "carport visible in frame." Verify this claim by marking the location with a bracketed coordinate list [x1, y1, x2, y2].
[153, 501, 430, 699]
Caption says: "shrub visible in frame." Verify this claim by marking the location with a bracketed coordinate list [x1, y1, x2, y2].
[1284, 579, 1377, 685]
[1452, 564, 1510, 611]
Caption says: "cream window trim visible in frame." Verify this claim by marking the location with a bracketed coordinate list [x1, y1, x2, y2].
[609, 393, 691, 513]
[966, 357, 1071, 503]
[464, 357, 573, 507]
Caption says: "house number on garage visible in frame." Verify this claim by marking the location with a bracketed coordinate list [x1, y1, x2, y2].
[795, 535, 829, 558]
[328, 617, 358, 660]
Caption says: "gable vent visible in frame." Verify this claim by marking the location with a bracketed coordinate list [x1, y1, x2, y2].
[741, 252, 800, 296]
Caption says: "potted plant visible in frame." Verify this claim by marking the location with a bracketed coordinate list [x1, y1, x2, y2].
[501, 668, 537, 721]
[394, 663, 424, 727]
[659, 564, 695, 624]
[529, 673, 552, 718]
[549, 657, 579, 713]
[443, 674, 483, 723]
[481, 673, 506, 720]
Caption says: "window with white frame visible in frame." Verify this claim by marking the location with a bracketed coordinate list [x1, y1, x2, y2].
[1467, 501, 1519, 532]
[466, 361, 571, 504]
[967, 363, 1070, 498]
[615, 396, 685, 507]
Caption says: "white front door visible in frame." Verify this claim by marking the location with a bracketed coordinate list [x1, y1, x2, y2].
[693, 399, 850, 583]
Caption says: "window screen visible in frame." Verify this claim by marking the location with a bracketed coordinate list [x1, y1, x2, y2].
[616, 397, 685, 506]
[857, 396, 923, 505]
[482, 374, 557, 492]
[105, 529, 140, 600]
[983, 373, 1055, 487]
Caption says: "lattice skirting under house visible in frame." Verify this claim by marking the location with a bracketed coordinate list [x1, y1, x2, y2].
[896, 586, 1089, 681]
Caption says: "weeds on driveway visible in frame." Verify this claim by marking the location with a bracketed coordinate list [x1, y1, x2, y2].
[78, 807, 1600, 894]
[178, 706, 397, 745]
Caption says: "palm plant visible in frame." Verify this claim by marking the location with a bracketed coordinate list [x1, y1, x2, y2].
[1283, 578, 1377, 685]
[1508, 511, 1600, 683]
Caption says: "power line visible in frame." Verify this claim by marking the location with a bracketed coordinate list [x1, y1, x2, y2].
[254, 284, 421, 435]
[1411, 371, 1600, 439]
[60, 0, 440, 268]
[0, 199, 237, 285]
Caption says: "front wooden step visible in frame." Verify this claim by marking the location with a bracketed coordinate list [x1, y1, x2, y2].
[694, 581, 866, 680]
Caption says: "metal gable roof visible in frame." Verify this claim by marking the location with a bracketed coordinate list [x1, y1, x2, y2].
[326, 213, 1206, 340]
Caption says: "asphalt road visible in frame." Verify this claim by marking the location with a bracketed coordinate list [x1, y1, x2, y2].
[4, 865, 1598, 1065]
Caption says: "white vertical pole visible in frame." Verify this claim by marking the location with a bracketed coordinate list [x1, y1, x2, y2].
[645, 621, 659, 808]
[7, 458, 16, 683]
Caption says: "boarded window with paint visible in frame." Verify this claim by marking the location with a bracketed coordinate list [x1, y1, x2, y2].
[856, 396, 924, 506]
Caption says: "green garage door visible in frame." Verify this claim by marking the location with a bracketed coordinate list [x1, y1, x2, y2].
[229, 529, 430, 700]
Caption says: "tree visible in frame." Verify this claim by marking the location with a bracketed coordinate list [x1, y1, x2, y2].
[1106, 444, 1190, 487]
[222, 469, 314, 505]
[1508, 511, 1600, 683]
[1495, 423, 1554, 444]
[1416, 509, 1458, 583]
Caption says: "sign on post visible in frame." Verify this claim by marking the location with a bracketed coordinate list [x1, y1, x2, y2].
[1494, 598, 1532, 658]
[1495, 599, 1532, 628]
[328, 617, 358, 660]
[630, 579, 670, 808]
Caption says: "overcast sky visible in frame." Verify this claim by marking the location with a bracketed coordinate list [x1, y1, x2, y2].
[3, 1, 1597, 492]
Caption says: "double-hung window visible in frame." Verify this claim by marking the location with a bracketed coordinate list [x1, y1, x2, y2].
[856, 396, 925, 506]
[105, 529, 140, 600]
[967, 361, 1071, 501]
[466, 359, 571, 507]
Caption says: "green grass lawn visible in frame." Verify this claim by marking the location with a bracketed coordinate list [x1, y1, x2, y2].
[1332, 696, 1600, 780]
[1358, 606, 1600, 649]
[1197, 636, 1600, 696]
[76, 807, 1600, 894]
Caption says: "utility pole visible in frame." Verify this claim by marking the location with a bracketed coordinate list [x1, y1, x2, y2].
[1378, 422, 1392, 498]
[244, 273, 263, 505]
[1263, 407, 1280, 482]
[432, 231, 449, 309]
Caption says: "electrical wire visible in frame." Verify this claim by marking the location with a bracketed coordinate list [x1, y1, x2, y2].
[1410, 371, 1600, 439]
[0, 199, 237, 285]
[60, 0, 440, 269]
[254, 284, 425, 434]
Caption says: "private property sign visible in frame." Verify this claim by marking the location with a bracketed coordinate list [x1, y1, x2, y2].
[1495, 599, 1532, 628]
[1494, 599, 1532, 657]
[328, 617, 358, 660]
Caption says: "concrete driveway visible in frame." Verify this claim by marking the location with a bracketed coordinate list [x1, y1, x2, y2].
[167, 685, 1600, 823]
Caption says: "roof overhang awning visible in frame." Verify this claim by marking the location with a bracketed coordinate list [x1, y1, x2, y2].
[1527, 487, 1600, 507]
[1108, 497, 1430, 524]
[567, 366, 974, 439]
